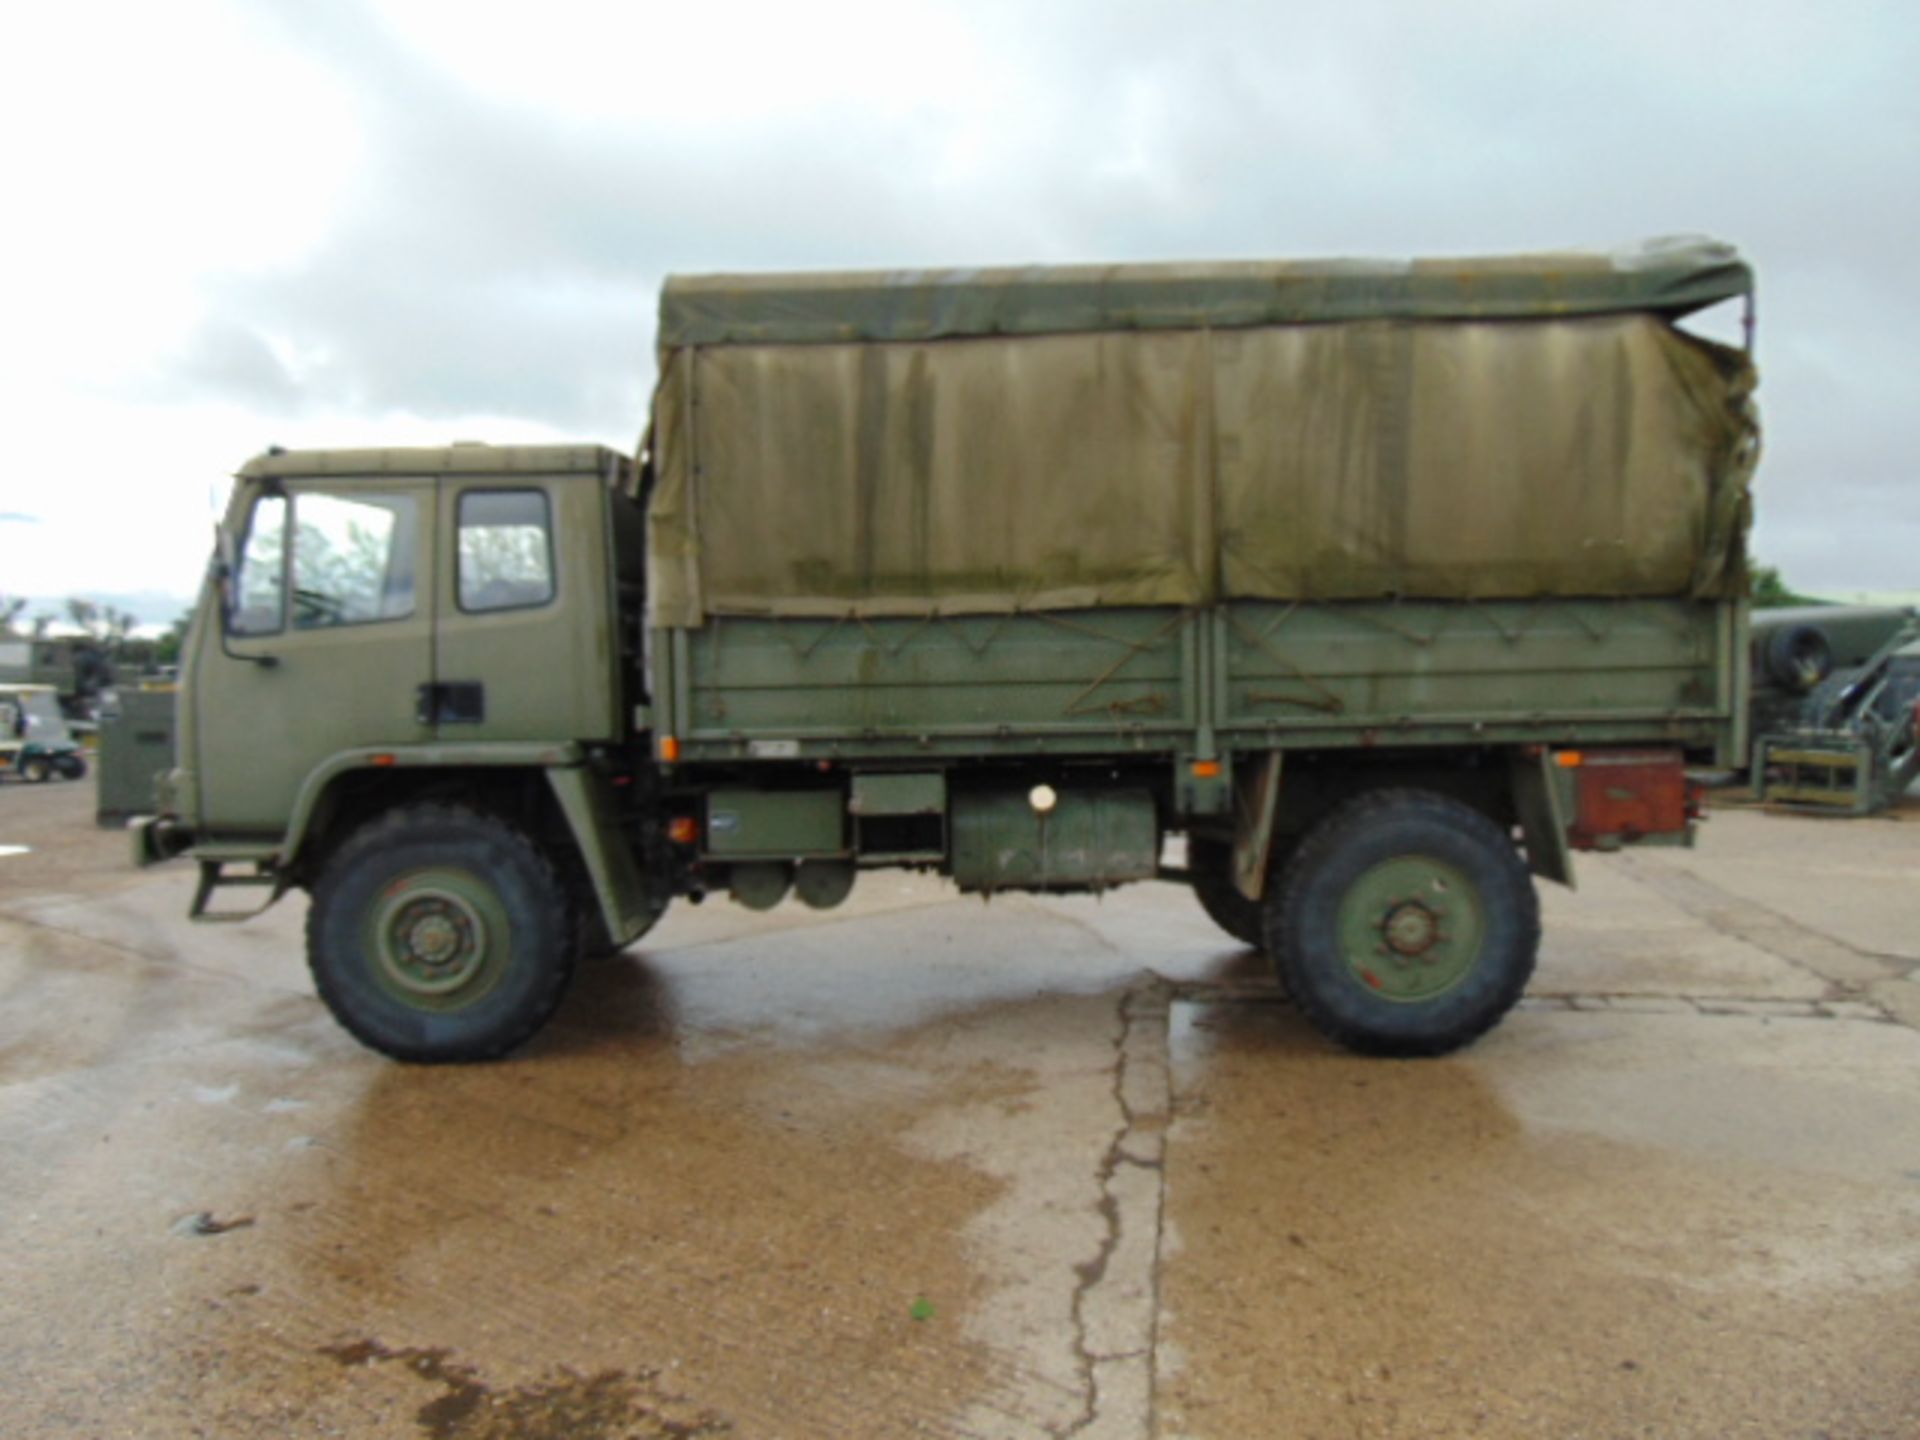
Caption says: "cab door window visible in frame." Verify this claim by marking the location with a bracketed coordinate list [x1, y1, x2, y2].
[291, 492, 420, 628]
[457, 490, 555, 612]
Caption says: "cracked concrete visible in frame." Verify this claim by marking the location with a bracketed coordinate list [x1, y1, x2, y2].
[1515, 990, 1900, 1021]
[4, 782, 1918, 1438]
[1059, 981, 1171, 1440]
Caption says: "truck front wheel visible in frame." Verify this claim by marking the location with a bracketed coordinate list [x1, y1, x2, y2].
[1268, 789, 1538, 1057]
[308, 805, 574, 1062]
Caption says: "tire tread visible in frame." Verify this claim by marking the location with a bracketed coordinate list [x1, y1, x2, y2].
[307, 803, 573, 1063]
[1269, 787, 1539, 1057]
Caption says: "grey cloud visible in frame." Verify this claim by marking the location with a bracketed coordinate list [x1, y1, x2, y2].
[165, 0, 1920, 591]
[158, 320, 303, 411]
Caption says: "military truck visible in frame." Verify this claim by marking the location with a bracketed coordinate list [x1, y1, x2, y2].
[135, 242, 1760, 1062]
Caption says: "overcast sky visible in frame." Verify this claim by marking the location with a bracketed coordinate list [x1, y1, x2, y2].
[2, 0, 1916, 616]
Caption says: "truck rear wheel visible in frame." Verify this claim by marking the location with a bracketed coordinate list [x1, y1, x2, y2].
[1188, 837, 1266, 949]
[1268, 789, 1538, 1056]
[308, 805, 574, 1062]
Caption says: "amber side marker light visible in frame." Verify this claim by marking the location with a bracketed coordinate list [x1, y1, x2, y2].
[369, 753, 397, 768]
[659, 735, 680, 763]
[667, 816, 699, 845]
[1191, 759, 1222, 778]
[1555, 751, 1583, 768]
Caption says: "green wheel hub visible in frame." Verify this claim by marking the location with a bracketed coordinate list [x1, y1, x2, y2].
[365, 867, 513, 1011]
[1334, 854, 1485, 1004]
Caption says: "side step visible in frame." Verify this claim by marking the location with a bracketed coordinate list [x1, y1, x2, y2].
[190, 858, 291, 923]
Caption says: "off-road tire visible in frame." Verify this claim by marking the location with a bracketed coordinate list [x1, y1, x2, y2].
[1268, 788, 1538, 1057]
[56, 754, 87, 781]
[1188, 837, 1266, 949]
[308, 805, 574, 1063]
[19, 755, 50, 783]
[1760, 623, 1832, 694]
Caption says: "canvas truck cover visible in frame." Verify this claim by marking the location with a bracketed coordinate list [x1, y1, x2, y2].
[647, 240, 1757, 626]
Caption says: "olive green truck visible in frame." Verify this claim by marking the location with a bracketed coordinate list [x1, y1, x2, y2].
[135, 242, 1760, 1062]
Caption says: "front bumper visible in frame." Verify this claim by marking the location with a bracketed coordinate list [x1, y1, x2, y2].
[130, 814, 194, 868]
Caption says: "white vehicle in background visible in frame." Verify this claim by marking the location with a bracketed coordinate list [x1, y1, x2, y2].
[0, 684, 89, 783]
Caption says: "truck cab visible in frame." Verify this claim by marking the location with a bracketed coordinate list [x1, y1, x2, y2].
[152, 444, 632, 837]
[140, 443, 664, 954]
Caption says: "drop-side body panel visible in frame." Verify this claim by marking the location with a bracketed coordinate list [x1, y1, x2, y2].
[654, 598, 1743, 769]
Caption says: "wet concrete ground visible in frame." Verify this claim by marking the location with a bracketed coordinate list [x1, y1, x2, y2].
[2, 778, 1917, 1438]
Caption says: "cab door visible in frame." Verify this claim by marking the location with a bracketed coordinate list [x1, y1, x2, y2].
[195, 480, 435, 835]
[429, 475, 617, 743]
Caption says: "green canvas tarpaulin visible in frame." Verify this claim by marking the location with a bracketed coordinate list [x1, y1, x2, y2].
[647, 242, 1757, 627]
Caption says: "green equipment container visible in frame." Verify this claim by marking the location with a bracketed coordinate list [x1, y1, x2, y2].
[97, 688, 176, 826]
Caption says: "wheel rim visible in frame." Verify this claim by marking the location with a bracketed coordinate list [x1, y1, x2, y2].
[364, 867, 513, 1011]
[1335, 854, 1486, 1003]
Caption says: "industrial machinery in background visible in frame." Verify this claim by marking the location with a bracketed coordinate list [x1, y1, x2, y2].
[1750, 606, 1920, 815]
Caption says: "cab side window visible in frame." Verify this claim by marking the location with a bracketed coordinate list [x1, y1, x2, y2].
[230, 494, 288, 636]
[458, 490, 555, 613]
[291, 492, 419, 629]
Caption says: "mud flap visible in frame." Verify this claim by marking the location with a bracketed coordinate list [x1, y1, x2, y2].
[1229, 751, 1284, 902]
[545, 767, 659, 946]
[1509, 748, 1576, 889]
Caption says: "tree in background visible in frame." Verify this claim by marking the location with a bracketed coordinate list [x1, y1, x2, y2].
[2, 598, 135, 641]
[64, 597, 98, 635]
[55, 598, 140, 651]
[3, 595, 187, 681]
[154, 610, 194, 667]
[1750, 563, 1822, 609]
